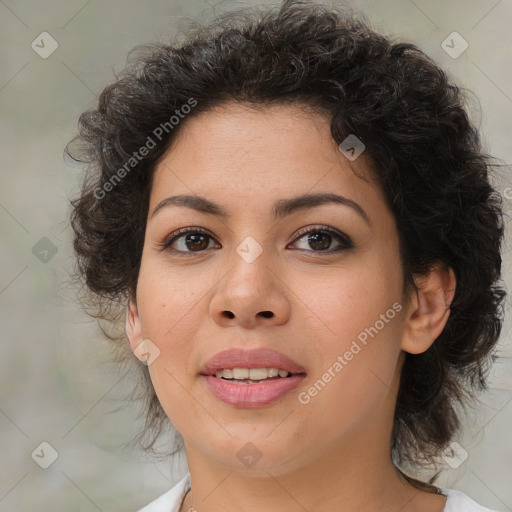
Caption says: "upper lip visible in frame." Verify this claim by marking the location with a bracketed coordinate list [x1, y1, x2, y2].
[200, 347, 307, 376]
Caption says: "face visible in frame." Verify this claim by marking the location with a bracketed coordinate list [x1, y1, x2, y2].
[126, 102, 412, 476]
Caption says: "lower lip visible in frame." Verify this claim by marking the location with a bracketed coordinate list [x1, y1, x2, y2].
[202, 374, 306, 408]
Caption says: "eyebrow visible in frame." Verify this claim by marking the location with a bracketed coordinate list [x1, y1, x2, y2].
[150, 192, 371, 227]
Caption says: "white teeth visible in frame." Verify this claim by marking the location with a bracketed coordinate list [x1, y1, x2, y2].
[233, 368, 250, 379]
[267, 368, 279, 378]
[214, 367, 290, 379]
[248, 368, 266, 380]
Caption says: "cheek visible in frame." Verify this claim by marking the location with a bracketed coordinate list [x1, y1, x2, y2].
[135, 265, 205, 429]
[296, 302, 403, 445]
[296, 254, 404, 417]
[136, 258, 207, 340]
[301, 254, 402, 345]
[134, 262, 212, 415]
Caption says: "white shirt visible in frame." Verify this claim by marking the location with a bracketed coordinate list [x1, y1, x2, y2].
[135, 473, 501, 512]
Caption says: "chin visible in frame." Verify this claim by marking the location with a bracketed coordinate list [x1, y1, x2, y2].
[201, 435, 308, 476]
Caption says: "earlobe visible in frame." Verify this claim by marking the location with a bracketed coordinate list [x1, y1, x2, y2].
[401, 262, 456, 355]
[125, 296, 160, 365]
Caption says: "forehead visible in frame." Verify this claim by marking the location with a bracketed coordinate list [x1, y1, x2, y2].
[150, 102, 383, 219]
[159, 102, 347, 170]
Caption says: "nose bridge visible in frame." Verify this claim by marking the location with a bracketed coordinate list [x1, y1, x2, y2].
[228, 234, 273, 296]
[225, 209, 273, 275]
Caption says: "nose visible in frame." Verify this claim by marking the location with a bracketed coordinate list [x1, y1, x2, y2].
[209, 244, 291, 329]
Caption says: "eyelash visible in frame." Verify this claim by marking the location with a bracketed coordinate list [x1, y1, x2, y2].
[157, 225, 354, 256]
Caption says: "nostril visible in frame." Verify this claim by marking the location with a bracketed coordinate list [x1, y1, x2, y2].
[224, 311, 235, 319]
[259, 311, 274, 318]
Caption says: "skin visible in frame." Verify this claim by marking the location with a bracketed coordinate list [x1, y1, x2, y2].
[126, 102, 456, 512]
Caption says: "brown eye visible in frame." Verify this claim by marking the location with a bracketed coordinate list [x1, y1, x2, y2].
[180, 233, 210, 251]
[159, 227, 220, 254]
[289, 226, 353, 253]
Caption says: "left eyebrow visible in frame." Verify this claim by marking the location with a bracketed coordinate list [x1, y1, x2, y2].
[150, 192, 371, 227]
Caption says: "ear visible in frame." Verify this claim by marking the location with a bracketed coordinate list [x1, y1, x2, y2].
[401, 261, 456, 354]
[125, 293, 143, 353]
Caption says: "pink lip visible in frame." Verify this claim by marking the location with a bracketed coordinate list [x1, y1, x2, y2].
[200, 347, 307, 408]
[200, 347, 306, 376]
[203, 374, 306, 408]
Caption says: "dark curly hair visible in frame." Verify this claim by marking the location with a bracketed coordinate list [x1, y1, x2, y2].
[66, 0, 506, 489]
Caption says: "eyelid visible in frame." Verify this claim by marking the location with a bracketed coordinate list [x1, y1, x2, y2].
[157, 224, 354, 254]
[290, 224, 352, 245]
[156, 226, 217, 252]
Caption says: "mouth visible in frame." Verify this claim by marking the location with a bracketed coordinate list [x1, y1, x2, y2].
[199, 347, 307, 407]
[201, 366, 307, 408]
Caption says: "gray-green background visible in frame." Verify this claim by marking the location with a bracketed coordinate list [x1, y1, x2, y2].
[1, 1, 511, 511]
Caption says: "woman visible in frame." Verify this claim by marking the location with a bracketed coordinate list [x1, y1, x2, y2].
[67, 1, 506, 511]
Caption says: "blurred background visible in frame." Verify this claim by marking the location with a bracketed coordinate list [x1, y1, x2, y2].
[1, 0, 511, 510]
